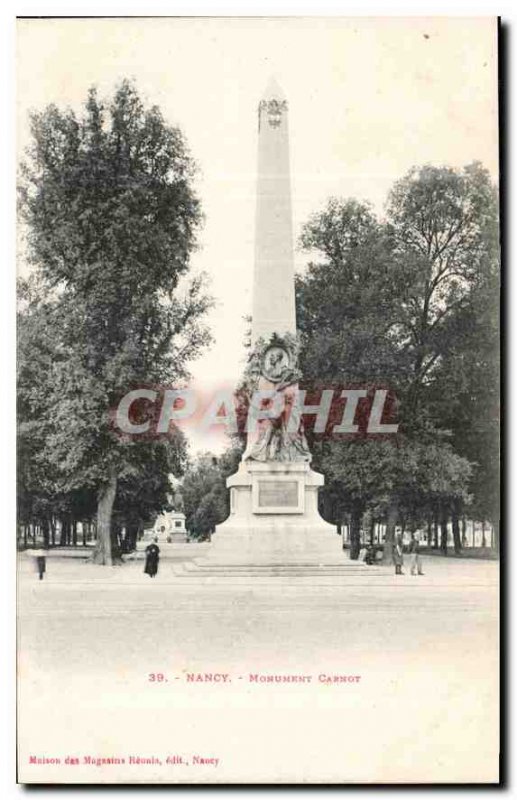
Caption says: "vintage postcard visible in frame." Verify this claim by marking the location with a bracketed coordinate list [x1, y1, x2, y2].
[16, 16, 500, 784]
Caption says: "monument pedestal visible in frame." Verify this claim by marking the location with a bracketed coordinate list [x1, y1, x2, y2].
[199, 461, 343, 566]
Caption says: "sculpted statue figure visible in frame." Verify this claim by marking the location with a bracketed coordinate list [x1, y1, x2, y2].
[242, 342, 311, 463]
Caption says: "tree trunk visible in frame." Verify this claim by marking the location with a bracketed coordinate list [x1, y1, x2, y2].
[61, 517, 71, 546]
[433, 518, 439, 549]
[23, 525, 28, 548]
[461, 517, 467, 547]
[72, 520, 78, 546]
[382, 504, 398, 565]
[369, 516, 375, 545]
[82, 521, 87, 547]
[91, 470, 119, 565]
[349, 507, 362, 560]
[427, 520, 432, 546]
[41, 518, 50, 549]
[452, 511, 462, 555]
[126, 521, 139, 552]
[50, 517, 56, 547]
[493, 519, 499, 552]
[440, 513, 448, 555]
[481, 520, 486, 548]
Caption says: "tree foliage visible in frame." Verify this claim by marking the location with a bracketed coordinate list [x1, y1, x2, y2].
[181, 447, 242, 538]
[297, 163, 499, 556]
[18, 80, 212, 562]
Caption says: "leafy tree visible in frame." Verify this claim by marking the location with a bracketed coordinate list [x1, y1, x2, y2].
[17, 277, 64, 544]
[322, 438, 470, 559]
[387, 162, 500, 539]
[181, 447, 242, 538]
[297, 198, 407, 389]
[112, 434, 188, 550]
[296, 198, 408, 559]
[385, 162, 499, 431]
[19, 80, 212, 563]
[296, 164, 498, 557]
[181, 454, 225, 538]
[427, 262, 500, 540]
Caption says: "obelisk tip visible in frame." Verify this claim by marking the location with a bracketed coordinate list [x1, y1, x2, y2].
[262, 75, 286, 101]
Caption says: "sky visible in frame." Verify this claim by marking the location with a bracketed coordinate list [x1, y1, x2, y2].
[16, 16, 499, 453]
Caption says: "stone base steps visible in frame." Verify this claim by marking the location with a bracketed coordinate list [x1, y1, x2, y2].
[172, 561, 386, 579]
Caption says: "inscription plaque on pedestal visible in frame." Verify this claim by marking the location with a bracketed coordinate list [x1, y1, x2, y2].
[258, 480, 298, 508]
[252, 476, 304, 514]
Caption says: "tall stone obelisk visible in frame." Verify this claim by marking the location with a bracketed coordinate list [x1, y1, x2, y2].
[205, 79, 341, 567]
[252, 77, 296, 345]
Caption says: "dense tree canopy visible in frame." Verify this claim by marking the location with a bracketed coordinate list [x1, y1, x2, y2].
[296, 163, 499, 558]
[181, 447, 242, 538]
[18, 80, 212, 562]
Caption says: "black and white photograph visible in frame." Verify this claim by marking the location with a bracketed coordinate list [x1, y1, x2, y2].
[14, 14, 500, 784]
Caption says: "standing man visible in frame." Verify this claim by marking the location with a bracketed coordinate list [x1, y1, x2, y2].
[30, 547, 47, 580]
[409, 533, 424, 575]
[393, 534, 404, 575]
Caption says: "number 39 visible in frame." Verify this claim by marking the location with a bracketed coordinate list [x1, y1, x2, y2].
[148, 673, 166, 682]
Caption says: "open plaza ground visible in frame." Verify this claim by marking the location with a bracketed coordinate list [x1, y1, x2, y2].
[17, 547, 499, 784]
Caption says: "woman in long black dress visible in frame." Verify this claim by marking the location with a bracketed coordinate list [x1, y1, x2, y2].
[144, 537, 160, 578]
